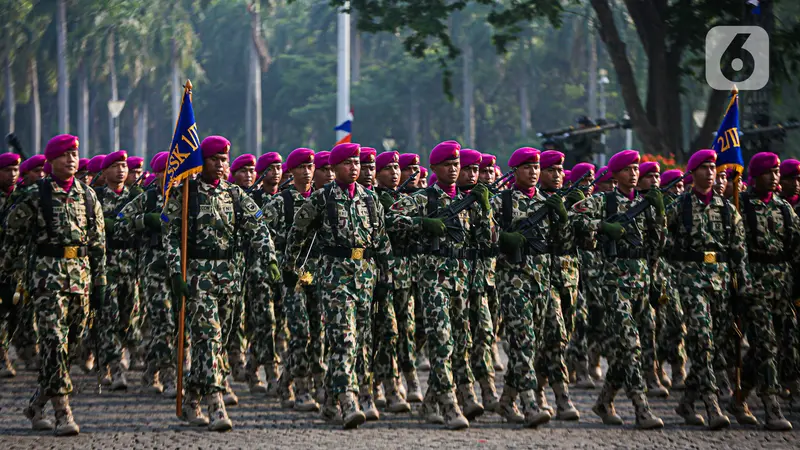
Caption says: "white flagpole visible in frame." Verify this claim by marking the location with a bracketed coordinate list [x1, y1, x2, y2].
[336, 2, 351, 142]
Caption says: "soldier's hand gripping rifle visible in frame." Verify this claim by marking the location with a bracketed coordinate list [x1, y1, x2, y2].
[427, 170, 514, 248]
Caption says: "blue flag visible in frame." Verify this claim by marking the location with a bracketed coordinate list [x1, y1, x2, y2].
[161, 82, 203, 221]
[711, 88, 744, 175]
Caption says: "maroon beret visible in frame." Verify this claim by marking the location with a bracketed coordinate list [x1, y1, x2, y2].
[480, 154, 496, 169]
[78, 158, 89, 172]
[540, 150, 565, 170]
[780, 159, 800, 179]
[399, 153, 421, 169]
[420, 166, 428, 177]
[88, 155, 106, 173]
[429, 141, 461, 165]
[608, 150, 640, 173]
[256, 152, 283, 174]
[143, 173, 157, 187]
[568, 163, 595, 183]
[508, 147, 540, 168]
[0, 153, 21, 169]
[150, 152, 169, 173]
[330, 143, 361, 166]
[429, 173, 437, 185]
[102, 150, 128, 170]
[376, 151, 399, 172]
[20, 155, 46, 173]
[315, 151, 330, 168]
[639, 161, 660, 176]
[359, 147, 377, 164]
[459, 149, 482, 168]
[596, 166, 612, 182]
[44, 134, 79, 161]
[287, 148, 315, 171]
[200, 136, 231, 159]
[686, 149, 717, 173]
[127, 156, 144, 170]
[231, 154, 257, 175]
[660, 169, 684, 186]
[748, 152, 780, 178]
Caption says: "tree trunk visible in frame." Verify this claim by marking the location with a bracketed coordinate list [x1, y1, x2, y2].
[462, 42, 475, 147]
[250, 35, 262, 155]
[171, 38, 180, 123]
[134, 87, 148, 159]
[519, 84, 530, 139]
[408, 86, 420, 151]
[29, 59, 41, 155]
[56, 0, 69, 133]
[587, 24, 598, 120]
[77, 61, 89, 156]
[247, 1, 264, 155]
[352, 9, 361, 83]
[5, 55, 14, 134]
[108, 30, 119, 152]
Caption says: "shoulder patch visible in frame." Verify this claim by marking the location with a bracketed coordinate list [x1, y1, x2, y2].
[255, 209, 263, 219]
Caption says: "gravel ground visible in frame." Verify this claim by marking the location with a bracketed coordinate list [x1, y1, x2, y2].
[1, 352, 799, 449]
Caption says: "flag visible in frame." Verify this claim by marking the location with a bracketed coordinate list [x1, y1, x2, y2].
[161, 81, 203, 221]
[711, 86, 744, 175]
[334, 110, 353, 145]
[747, 0, 761, 15]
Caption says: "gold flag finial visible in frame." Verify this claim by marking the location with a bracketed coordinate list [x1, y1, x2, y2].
[731, 84, 738, 95]
[185, 79, 193, 91]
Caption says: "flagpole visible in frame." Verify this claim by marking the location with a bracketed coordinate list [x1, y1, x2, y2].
[336, 2, 350, 143]
[727, 85, 744, 405]
[175, 79, 192, 417]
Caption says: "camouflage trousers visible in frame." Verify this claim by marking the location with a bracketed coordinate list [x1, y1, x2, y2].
[224, 293, 247, 367]
[468, 291, 495, 382]
[566, 289, 589, 371]
[558, 284, 578, 340]
[185, 290, 235, 396]
[534, 286, 569, 386]
[656, 295, 687, 369]
[0, 291, 38, 354]
[677, 283, 720, 395]
[143, 276, 175, 376]
[711, 292, 737, 379]
[372, 287, 399, 383]
[600, 284, 646, 395]
[274, 288, 288, 358]
[740, 294, 781, 395]
[584, 276, 607, 361]
[321, 278, 372, 396]
[393, 288, 417, 372]
[486, 285, 501, 339]
[419, 258, 473, 396]
[245, 279, 279, 368]
[497, 268, 545, 392]
[98, 268, 141, 367]
[34, 289, 89, 396]
[284, 284, 325, 381]
[769, 294, 800, 386]
[636, 303, 658, 377]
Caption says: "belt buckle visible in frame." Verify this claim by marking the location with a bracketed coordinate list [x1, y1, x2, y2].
[703, 251, 716, 264]
[351, 248, 364, 260]
[63, 246, 79, 259]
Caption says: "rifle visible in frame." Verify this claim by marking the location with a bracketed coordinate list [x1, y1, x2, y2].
[488, 170, 514, 194]
[536, 119, 631, 143]
[738, 121, 800, 144]
[557, 168, 608, 196]
[278, 175, 294, 191]
[132, 172, 147, 187]
[396, 171, 419, 194]
[428, 170, 514, 247]
[247, 172, 268, 194]
[90, 170, 104, 188]
[6, 133, 28, 161]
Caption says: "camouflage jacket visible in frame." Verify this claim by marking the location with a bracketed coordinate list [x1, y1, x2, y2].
[665, 191, 750, 293]
[262, 186, 313, 263]
[572, 188, 665, 289]
[376, 186, 413, 289]
[163, 178, 277, 294]
[739, 191, 800, 295]
[116, 185, 168, 280]
[1, 177, 106, 293]
[284, 182, 391, 290]
[95, 185, 140, 275]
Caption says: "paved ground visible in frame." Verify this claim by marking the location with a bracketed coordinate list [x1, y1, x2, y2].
[1, 355, 799, 449]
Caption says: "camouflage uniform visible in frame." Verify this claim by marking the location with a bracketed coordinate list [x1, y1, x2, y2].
[116, 185, 176, 387]
[284, 182, 391, 399]
[654, 257, 687, 378]
[1, 178, 106, 395]
[163, 178, 276, 397]
[95, 186, 142, 373]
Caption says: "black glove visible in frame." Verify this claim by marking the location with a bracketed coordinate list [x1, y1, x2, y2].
[373, 282, 391, 302]
[90, 285, 106, 310]
[600, 221, 625, 241]
[498, 231, 526, 255]
[282, 270, 299, 289]
[379, 192, 395, 210]
[471, 184, 491, 211]
[170, 274, 190, 302]
[645, 189, 665, 216]
[143, 213, 162, 231]
[544, 194, 568, 223]
[420, 218, 446, 237]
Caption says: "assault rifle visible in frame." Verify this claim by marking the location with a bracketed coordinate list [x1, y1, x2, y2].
[536, 118, 631, 143]
[396, 171, 419, 193]
[5, 133, 28, 160]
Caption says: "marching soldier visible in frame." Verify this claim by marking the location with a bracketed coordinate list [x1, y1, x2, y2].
[126, 156, 145, 187]
[254, 152, 284, 201]
[263, 148, 325, 412]
[164, 136, 279, 432]
[779, 159, 800, 214]
[313, 151, 334, 190]
[0, 152, 21, 378]
[358, 147, 377, 189]
[1, 134, 106, 435]
[572, 149, 665, 429]
[76, 158, 90, 183]
[86, 154, 106, 186]
[418, 167, 429, 189]
[478, 152, 503, 370]
[116, 151, 177, 397]
[594, 166, 615, 193]
[665, 149, 737, 430]
[729, 152, 795, 430]
[490, 147, 568, 428]
[283, 142, 392, 429]
[388, 141, 492, 430]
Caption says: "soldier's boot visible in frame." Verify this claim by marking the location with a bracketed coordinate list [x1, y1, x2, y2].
[727, 389, 759, 425]
[629, 391, 664, 430]
[181, 391, 210, 427]
[715, 370, 733, 403]
[760, 394, 793, 431]
[416, 354, 431, 371]
[456, 383, 484, 420]
[645, 369, 669, 398]
[518, 389, 552, 428]
[358, 384, 380, 421]
[120, 348, 130, 370]
[245, 362, 267, 395]
[142, 365, 164, 394]
[110, 363, 128, 391]
[23, 388, 54, 431]
[701, 392, 731, 430]
[658, 362, 672, 388]
[230, 351, 247, 383]
[0, 348, 16, 378]
[552, 382, 580, 421]
[588, 349, 603, 381]
[161, 369, 178, 399]
[479, 376, 500, 413]
[312, 371, 326, 404]
[320, 392, 342, 423]
[79, 351, 95, 374]
[100, 365, 112, 386]
[574, 361, 596, 389]
[438, 391, 470, 430]
[492, 342, 505, 372]
[675, 390, 706, 426]
[384, 378, 411, 413]
[222, 379, 239, 406]
[374, 380, 387, 408]
[206, 392, 233, 432]
[418, 389, 444, 424]
[496, 386, 525, 424]
[51, 396, 80, 436]
[294, 377, 320, 412]
[279, 375, 296, 409]
[266, 364, 281, 398]
[534, 387, 554, 416]
[592, 384, 623, 425]
[21, 345, 41, 371]
[671, 364, 687, 391]
[404, 370, 423, 403]
[339, 392, 367, 430]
